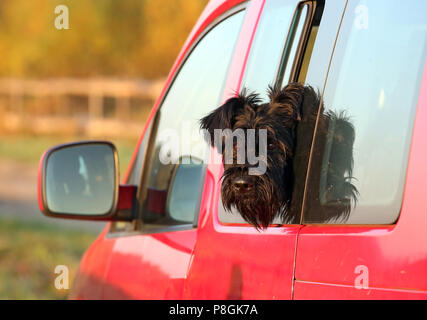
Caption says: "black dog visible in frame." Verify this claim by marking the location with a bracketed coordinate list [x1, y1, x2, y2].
[200, 82, 358, 228]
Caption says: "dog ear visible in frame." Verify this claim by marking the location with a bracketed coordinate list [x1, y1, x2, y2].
[200, 89, 259, 148]
[267, 82, 305, 123]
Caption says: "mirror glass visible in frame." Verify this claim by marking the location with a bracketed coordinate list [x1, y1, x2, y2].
[45, 143, 116, 215]
[167, 161, 204, 223]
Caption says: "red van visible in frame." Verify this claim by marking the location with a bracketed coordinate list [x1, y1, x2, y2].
[38, 0, 427, 299]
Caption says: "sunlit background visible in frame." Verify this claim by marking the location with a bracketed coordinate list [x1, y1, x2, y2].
[0, 0, 207, 299]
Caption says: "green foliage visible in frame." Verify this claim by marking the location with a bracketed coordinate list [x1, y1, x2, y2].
[0, 218, 96, 299]
[0, 0, 208, 78]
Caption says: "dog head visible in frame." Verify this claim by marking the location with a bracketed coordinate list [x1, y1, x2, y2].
[200, 82, 305, 228]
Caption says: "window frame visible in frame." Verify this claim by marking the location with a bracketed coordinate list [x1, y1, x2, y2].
[277, 0, 317, 86]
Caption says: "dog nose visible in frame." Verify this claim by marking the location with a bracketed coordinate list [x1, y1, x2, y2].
[233, 177, 254, 193]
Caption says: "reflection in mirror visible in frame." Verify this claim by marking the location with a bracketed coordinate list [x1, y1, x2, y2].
[45, 143, 116, 215]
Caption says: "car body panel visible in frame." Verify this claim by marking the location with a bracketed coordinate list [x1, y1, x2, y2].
[102, 231, 197, 299]
[70, 227, 113, 299]
[294, 58, 427, 298]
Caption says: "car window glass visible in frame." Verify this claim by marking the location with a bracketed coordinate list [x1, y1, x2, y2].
[125, 120, 152, 185]
[242, 0, 301, 102]
[138, 11, 246, 231]
[303, 0, 427, 224]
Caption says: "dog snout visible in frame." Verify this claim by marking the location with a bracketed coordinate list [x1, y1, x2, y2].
[233, 176, 254, 193]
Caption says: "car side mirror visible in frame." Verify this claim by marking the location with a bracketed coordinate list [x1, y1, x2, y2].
[38, 141, 136, 221]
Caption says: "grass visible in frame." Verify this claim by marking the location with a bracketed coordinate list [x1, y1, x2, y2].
[0, 218, 97, 299]
[0, 134, 138, 177]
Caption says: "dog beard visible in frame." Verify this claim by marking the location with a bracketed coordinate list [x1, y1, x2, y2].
[221, 168, 287, 229]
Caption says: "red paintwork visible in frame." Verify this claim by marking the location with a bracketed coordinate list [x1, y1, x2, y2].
[70, 226, 115, 299]
[66, 0, 427, 299]
[101, 231, 197, 299]
[294, 58, 427, 299]
[37, 150, 47, 212]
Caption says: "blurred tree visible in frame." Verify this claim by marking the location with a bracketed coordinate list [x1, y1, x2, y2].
[0, 0, 208, 78]
[133, 0, 208, 78]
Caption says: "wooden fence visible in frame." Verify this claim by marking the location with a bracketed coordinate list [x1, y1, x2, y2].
[0, 78, 163, 138]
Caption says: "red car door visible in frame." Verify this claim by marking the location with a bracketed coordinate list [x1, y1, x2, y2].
[294, 0, 427, 299]
[183, 0, 347, 299]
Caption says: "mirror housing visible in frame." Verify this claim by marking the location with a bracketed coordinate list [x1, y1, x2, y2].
[38, 141, 136, 221]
